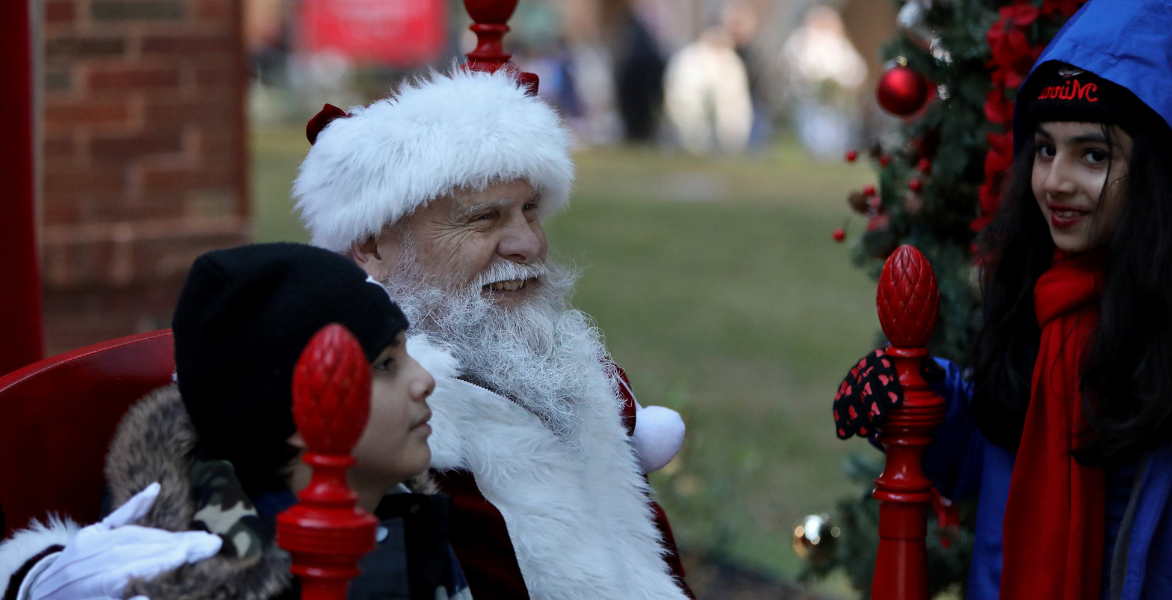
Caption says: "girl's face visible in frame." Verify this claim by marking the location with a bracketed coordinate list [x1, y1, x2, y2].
[1032, 121, 1133, 252]
[349, 333, 436, 491]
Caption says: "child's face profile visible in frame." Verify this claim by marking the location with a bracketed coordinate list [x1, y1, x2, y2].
[1032, 121, 1133, 253]
[349, 333, 436, 489]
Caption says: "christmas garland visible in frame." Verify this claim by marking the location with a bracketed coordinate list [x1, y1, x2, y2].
[979, 0, 1084, 231]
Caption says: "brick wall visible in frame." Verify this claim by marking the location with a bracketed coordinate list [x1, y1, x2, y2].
[40, 0, 249, 354]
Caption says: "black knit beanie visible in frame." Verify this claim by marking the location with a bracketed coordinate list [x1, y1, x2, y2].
[173, 242, 408, 495]
[1022, 61, 1161, 136]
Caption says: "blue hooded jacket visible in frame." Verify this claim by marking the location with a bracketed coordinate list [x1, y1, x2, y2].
[922, 1, 1172, 599]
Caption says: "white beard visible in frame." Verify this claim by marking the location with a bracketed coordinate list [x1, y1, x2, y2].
[391, 249, 689, 600]
[382, 252, 621, 439]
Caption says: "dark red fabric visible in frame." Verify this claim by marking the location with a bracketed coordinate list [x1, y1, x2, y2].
[1000, 250, 1106, 600]
[614, 365, 638, 437]
[433, 469, 529, 600]
[612, 364, 693, 596]
[306, 104, 349, 145]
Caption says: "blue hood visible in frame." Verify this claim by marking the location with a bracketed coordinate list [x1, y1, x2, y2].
[1013, 0, 1172, 156]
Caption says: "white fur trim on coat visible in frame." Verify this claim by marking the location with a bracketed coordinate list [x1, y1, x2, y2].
[294, 68, 575, 252]
[0, 517, 79, 597]
[407, 335, 688, 600]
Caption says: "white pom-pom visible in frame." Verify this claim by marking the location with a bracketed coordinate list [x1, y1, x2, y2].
[632, 405, 685, 473]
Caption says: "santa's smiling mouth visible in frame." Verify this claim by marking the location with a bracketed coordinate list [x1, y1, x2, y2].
[485, 279, 531, 292]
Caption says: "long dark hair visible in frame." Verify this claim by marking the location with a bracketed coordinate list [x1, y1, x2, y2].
[971, 119, 1172, 463]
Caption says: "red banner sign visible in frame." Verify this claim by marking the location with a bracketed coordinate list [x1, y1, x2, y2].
[299, 0, 446, 68]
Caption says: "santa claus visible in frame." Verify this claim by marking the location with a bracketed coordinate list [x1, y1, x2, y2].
[294, 67, 691, 600]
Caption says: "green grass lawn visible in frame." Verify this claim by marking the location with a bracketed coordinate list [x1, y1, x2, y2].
[252, 128, 881, 592]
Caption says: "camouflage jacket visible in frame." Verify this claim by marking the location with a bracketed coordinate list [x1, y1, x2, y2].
[98, 384, 470, 600]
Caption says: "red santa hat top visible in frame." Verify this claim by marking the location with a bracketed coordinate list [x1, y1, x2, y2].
[293, 67, 574, 252]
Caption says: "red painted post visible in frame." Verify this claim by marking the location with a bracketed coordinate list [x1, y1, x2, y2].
[277, 324, 378, 600]
[463, 0, 538, 94]
[870, 245, 946, 600]
[0, 0, 44, 374]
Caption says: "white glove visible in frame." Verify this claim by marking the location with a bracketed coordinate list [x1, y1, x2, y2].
[632, 405, 686, 473]
[25, 483, 222, 600]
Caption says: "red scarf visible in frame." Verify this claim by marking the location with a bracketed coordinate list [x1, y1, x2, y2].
[1000, 251, 1106, 600]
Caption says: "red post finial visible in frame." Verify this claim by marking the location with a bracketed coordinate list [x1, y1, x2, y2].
[877, 245, 940, 349]
[869, 245, 947, 600]
[462, 0, 539, 94]
[277, 324, 377, 600]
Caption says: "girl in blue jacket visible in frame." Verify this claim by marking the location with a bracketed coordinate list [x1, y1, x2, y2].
[833, 1, 1172, 599]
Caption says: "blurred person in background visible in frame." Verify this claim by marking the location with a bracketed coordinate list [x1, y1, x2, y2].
[663, 8, 753, 154]
[615, 4, 666, 143]
[781, 5, 867, 158]
[724, 0, 772, 149]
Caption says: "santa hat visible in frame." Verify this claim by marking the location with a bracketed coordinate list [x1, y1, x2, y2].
[293, 68, 575, 253]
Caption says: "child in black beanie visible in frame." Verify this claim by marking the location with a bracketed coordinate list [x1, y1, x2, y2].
[0, 243, 471, 600]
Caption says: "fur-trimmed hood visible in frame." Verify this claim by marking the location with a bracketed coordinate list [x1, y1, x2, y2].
[104, 385, 294, 600]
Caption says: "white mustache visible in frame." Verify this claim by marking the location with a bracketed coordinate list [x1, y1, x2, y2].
[474, 261, 550, 288]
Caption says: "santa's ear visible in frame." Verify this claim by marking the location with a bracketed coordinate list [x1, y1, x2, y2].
[349, 229, 400, 281]
[351, 236, 382, 262]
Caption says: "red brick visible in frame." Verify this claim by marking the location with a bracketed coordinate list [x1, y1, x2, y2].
[43, 168, 125, 199]
[45, 37, 126, 60]
[43, 202, 82, 225]
[45, 1, 76, 23]
[143, 100, 235, 127]
[194, 0, 232, 20]
[195, 126, 244, 154]
[89, 67, 180, 91]
[122, 201, 186, 221]
[91, 1, 183, 21]
[195, 67, 240, 88]
[141, 168, 234, 192]
[141, 35, 234, 56]
[44, 102, 130, 128]
[43, 282, 184, 353]
[80, 199, 180, 222]
[43, 134, 75, 158]
[90, 131, 183, 159]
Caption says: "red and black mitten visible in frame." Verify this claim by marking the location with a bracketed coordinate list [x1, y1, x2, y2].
[833, 348, 945, 439]
[833, 348, 901, 439]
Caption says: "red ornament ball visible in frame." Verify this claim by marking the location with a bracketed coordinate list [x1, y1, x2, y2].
[917, 158, 931, 173]
[909, 178, 923, 192]
[845, 150, 858, 162]
[862, 184, 876, 197]
[833, 228, 846, 242]
[879, 155, 890, 167]
[877, 66, 930, 116]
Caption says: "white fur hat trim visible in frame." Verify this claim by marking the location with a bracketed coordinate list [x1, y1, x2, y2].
[293, 68, 575, 252]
